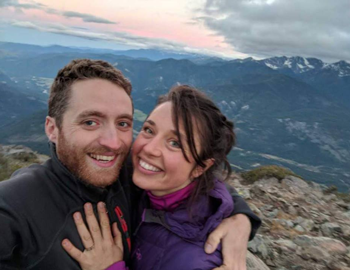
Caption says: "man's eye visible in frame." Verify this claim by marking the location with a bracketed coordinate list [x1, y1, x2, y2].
[119, 121, 130, 127]
[84, 120, 97, 126]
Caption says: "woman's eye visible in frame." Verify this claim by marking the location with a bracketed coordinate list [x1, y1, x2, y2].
[143, 127, 152, 134]
[84, 120, 97, 126]
[169, 140, 180, 148]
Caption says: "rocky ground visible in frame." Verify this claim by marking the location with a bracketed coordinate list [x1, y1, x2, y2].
[229, 169, 350, 270]
[0, 144, 48, 181]
[1, 145, 349, 269]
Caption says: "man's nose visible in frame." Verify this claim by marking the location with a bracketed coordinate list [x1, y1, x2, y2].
[99, 126, 122, 151]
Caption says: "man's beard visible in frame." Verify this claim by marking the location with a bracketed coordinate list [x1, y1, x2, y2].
[56, 131, 128, 188]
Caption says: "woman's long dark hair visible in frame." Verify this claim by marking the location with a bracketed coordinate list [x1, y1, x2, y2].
[157, 85, 236, 206]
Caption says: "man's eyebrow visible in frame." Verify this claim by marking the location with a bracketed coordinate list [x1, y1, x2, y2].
[77, 110, 106, 119]
[76, 111, 133, 121]
[120, 114, 133, 121]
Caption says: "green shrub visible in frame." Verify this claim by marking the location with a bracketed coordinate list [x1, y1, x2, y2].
[0, 153, 11, 181]
[324, 185, 350, 202]
[0, 152, 38, 182]
[336, 192, 350, 203]
[11, 151, 39, 163]
[324, 185, 338, 194]
[241, 165, 300, 184]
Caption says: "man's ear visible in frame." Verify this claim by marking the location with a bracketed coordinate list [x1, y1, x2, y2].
[45, 116, 59, 143]
[191, 159, 215, 179]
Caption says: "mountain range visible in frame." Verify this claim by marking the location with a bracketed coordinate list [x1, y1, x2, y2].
[0, 42, 349, 191]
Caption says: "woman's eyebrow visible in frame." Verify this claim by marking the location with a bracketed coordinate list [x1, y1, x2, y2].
[145, 119, 156, 126]
[170, 130, 186, 141]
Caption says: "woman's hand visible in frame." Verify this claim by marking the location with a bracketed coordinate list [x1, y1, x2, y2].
[62, 202, 124, 270]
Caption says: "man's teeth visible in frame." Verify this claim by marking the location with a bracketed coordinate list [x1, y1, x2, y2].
[139, 159, 161, 172]
[90, 154, 115, 162]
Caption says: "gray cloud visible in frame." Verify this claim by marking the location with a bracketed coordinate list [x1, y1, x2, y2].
[62, 11, 115, 24]
[0, 0, 45, 9]
[198, 0, 350, 61]
[10, 20, 208, 54]
[1, 0, 116, 25]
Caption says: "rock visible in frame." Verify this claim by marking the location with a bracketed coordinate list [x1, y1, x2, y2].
[292, 202, 299, 207]
[294, 235, 347, 255]
[237, 188, 251, 199]
[324, 194, 337, 202]
[273, 239, 298, 251]
[341, 211, 350, 220]
[266, 209, 279, 218]
[301, 246, 331, 261]
[249, 203, 264, 218]
[272, 219, 294, 229]
[255, 177, 279, 188]
[305, 193, 325, 205]
[336, 201, 350, 210]
[250, 185, 268, 198]
[231, 165, 350, 269]
[321, 222, 342, 237]
[261, 204, 274, 212]
[327, 261, 350, 270]
[294, 225, 305, 233]
[341, 225, 350, 238]
[288, 205, 298, 216]
[246, 251, 270, 270]
[281, 176, 309, 196]
[248, 235, 274, 260]
[293, 217, 315, 231]
[300, 219, 315, 232]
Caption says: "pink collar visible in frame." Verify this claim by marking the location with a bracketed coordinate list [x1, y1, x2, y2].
[146, 182, 196, 211]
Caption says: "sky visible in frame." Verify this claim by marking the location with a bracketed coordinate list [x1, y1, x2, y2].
[0, 0, 349, 62]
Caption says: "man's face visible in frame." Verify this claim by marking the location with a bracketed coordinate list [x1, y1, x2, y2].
[47, 78, 133, 187]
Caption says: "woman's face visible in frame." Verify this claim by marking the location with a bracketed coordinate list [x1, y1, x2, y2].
[132, 102, 200, 196]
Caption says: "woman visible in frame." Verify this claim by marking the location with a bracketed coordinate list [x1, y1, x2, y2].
[63, 85, 236, 270]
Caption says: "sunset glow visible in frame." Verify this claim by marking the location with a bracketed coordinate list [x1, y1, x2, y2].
[0, 0, 245, 58]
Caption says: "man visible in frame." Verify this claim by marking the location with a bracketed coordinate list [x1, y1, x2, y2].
[0, 59, 260, 270]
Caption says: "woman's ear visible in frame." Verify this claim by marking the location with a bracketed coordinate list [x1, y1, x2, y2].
[191, 159, 215, 179]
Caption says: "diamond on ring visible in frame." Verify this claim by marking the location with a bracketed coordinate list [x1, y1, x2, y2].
[85, 245, 94, 251]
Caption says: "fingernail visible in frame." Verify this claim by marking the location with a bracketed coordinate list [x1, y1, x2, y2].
[85, 203, 92, 210]
[74, 212, 81, 220]
[62, 239, 69, 246]
[205, 243, 213, 253]
[98, 202, 105, 210]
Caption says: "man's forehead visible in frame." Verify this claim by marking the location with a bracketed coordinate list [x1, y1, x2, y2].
[65, 79, 133, 116]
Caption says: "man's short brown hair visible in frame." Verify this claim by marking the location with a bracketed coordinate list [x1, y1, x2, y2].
[48, 59, 132, 128]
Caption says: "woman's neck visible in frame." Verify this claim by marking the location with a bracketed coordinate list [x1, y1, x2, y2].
[146, 182, 196, 211]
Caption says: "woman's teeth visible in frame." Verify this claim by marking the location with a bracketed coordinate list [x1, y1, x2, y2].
[139, 159, 161, 172]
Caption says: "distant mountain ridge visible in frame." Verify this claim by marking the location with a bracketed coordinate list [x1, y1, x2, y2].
[0, 42, 349, 191]
[0, 41, 209, 61]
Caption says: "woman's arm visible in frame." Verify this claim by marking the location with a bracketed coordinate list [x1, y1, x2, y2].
[62, 202, 125, 270]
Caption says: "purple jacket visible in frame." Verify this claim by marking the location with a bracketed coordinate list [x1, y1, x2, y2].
[129, 180, 234, 270]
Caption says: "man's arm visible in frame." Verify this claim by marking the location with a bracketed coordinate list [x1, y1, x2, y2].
[205, 184, 262, 270]
[227, 185, 261, 240]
